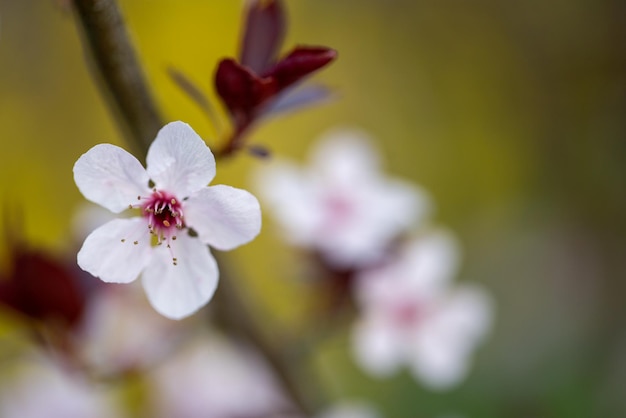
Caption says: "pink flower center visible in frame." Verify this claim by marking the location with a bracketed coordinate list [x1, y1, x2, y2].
[322, 193, 354, 231]
[141, 190, 184, 239]
[390, 300, 423, 329]
[123, 190, 185, 266]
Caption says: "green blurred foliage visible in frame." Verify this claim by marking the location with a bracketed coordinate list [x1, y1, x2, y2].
[1, 0, 625, 417]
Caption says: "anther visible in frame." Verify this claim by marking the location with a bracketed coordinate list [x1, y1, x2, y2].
[163, 220, 171, 227]
[133, 241, 138, 245]
[172, 236, 177, 240]
[121, 239, 126, 243]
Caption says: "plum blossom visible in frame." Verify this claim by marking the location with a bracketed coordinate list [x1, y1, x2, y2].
[73, 121, 261, 319]
[255, 128, 430, 269]
[76, 284, 182, 376]
[351, 231, 493, 390]
[147, 332, 290, 418]
[0, 353, 122, 418]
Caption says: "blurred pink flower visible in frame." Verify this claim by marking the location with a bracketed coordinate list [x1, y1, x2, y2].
[76, 284, 182, 376]
[255, 128, 430, 269]
[73, 121, 261, 319]
[351, 231, 493, 390]
[148, 332, 291, 418]
[0, 353, 122, 418]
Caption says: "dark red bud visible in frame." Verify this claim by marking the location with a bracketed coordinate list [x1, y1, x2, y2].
[0, 249, 85, 326]
[239, 0, 286, 74]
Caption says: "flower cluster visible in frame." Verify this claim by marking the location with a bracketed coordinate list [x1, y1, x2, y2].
[256, 128, 494, 389]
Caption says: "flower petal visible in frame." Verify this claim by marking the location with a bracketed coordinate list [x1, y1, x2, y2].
[146, 121, 216, 197]
[141, 233, 218, 320]
[253, 160, 322, 246]
[409, 284, 493, 390]
[351, 315, 403, 377]
[402, 231, 461, 297]
[73, 144, 150, 213]
[185, 185, 262, 251]
[77, 218, 152, 284]
[310, 127, 381, 185]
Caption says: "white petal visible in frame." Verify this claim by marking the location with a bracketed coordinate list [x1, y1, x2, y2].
[73, 144, 150, 213]
[409, 284, 493, 390]
[253, 161, 322, 245]
[77, 218, 153, 283]
[141, 233, 218, 320]
[185, 185, 262, 251]
[310, 127, 381, 184]
[351, 316, 403, 377]
[146, 121, 216, 197]
[403, 230, 461, 297]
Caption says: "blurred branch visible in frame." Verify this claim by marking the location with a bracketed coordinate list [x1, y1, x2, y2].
[72, 0, 163, 155]
[213, 255, 321, 415]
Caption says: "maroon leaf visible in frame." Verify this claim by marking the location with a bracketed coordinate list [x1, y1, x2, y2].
[0, 248, 85, 326]
[215, 58, 277, 119]
[266, 46, 338, 90]
[239, 0, 286, 74]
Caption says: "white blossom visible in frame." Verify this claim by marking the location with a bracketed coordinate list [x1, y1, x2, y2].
[73, 121, 261, 319]
[147, 332, 290, 418]
[0, 353, 122, 418]
[76, 284, 182, 376]
[255, 127, 430, 269]
[351, 231, 493, 390]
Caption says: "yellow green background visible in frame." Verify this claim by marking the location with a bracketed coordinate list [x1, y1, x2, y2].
[1, 0, 625, 417]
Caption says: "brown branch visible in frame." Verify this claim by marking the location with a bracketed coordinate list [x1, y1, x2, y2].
[212, 255, 319, 415]
[72, 0, 163, 155]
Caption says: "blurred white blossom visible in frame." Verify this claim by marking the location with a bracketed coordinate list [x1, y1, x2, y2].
[255, 127, 431, 269]
[148, 331, 291, 418]
[0, 353, 122, 418]
[73, 121, 262, 319]
[76, 284, 183, 376]
[351, 231, 493, 390]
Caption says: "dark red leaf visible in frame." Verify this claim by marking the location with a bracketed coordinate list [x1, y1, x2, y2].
[239, 0, 286, 74]
[265, 46, 337, 90]
[215, 58, 277, 119]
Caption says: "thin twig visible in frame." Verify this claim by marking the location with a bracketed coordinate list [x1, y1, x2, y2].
[72, 0, 163, 155]
[212, 255, 319, 415]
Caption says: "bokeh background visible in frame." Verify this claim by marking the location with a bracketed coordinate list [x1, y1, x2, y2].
[1, 0, 625, 417]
